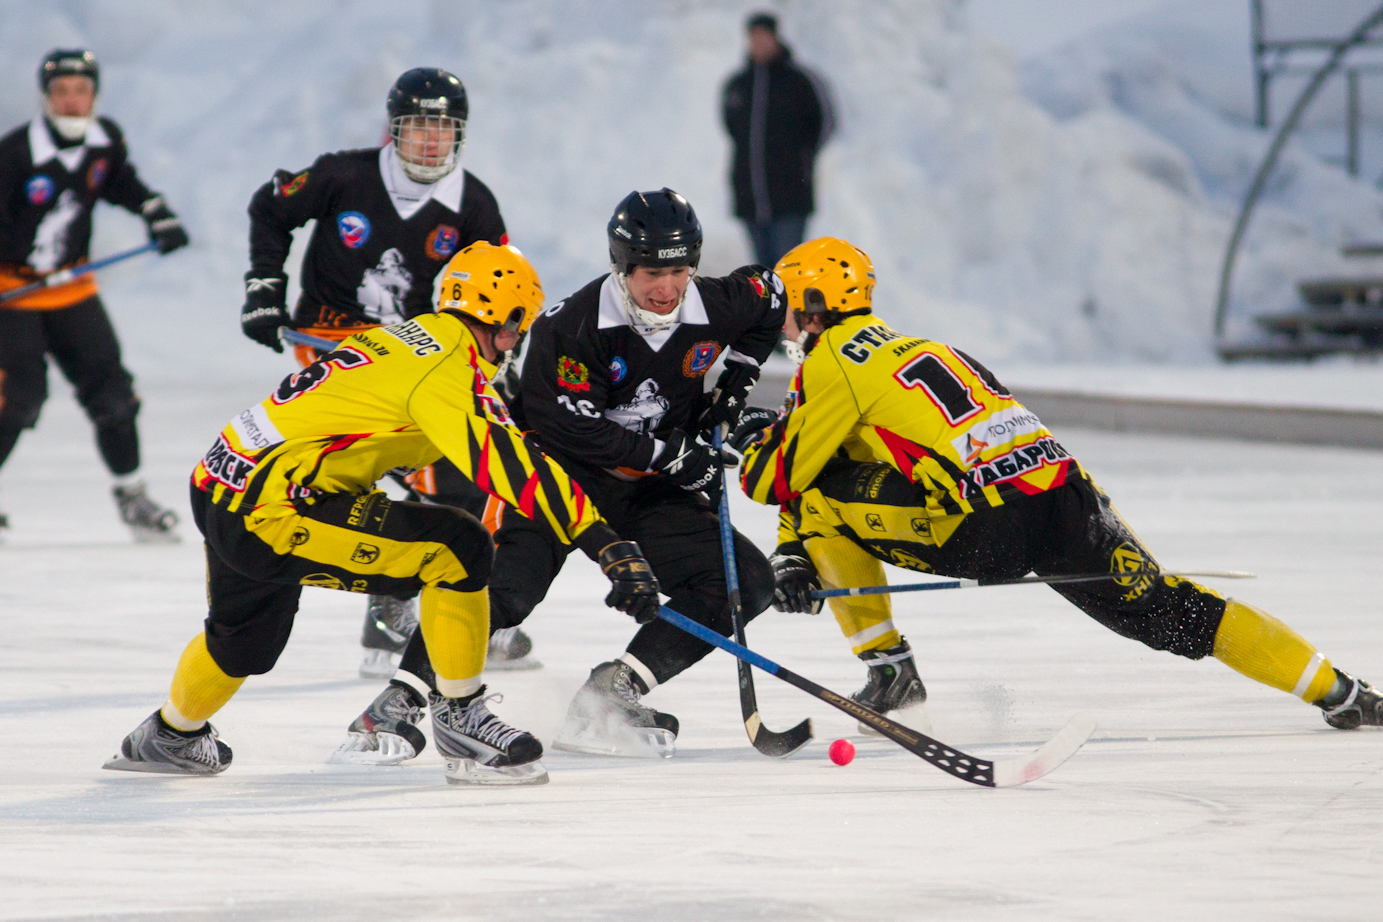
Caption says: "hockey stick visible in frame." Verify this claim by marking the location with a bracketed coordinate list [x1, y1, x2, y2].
[655, 604, 1096, 787]
[712, 426, 813, 758]
[812, 568, 1256, 600]
[278, 327, 340, 352]
[0, 242, 157, 304]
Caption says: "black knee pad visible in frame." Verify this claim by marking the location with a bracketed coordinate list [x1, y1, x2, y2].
[85, 389, 140, 429]
[436, 508, 494, 593]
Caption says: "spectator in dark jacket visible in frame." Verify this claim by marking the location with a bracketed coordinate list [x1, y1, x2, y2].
[721, 12, 834, 268]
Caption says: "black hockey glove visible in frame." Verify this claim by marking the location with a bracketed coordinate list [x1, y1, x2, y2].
[140, 196, 189, 254]
[241, 270, 291, 353]
[652, 429, 733, 505]
[729, 407, 780, 454]
[599, 541, 662, 623]
[700, 360, 760, 441]
[769, 542, 823, 614]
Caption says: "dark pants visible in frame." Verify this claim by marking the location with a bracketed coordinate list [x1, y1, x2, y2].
[745, 215, 808, 269]
[800, 461, 1227, 660]
[400, 467, 775, 689]
[193, 486, 494, 677]
[0, 296, 140, 475]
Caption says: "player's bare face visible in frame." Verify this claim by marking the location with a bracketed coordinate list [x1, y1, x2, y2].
[396, 117, 456, 168]
[626, 266, 691, 315]
[46, 76, 96, 118]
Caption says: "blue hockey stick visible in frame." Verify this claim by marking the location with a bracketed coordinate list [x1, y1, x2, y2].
[712, 426, 812, 757]
[654, 603, 1095, 788]
[278, 327, 340, 352]
[0, 242, 158, 304]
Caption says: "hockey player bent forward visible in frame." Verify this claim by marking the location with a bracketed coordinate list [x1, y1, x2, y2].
[735, 237, 1382, 731]
[104, 243, 661, 784]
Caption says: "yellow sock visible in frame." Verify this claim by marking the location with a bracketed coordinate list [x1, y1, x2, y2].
[163, 633, 246, 730]
[1213, 599, 1336, 702]
[806, 535, 901, 655]
[420, 585, 488, 698]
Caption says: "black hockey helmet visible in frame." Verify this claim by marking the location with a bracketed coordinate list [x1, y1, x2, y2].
[608, 188, 703, 275]
[387, 67, 468, 122]
[39, 49, 99, 94]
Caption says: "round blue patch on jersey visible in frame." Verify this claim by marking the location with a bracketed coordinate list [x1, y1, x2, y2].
[610, 356, 627, 384]
[25, 175, 54, 206]
[337, 211, 371, 249]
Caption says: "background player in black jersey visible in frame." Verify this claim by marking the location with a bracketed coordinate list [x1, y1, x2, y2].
[0, 49, 188, 541]
[339, 189, 785, 760]
[237, 67, 527, 677]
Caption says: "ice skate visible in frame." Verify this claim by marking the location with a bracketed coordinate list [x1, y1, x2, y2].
[103, 710, 231, 775]
[1318, 669, 1383, 730]
[430, 687, 548, 785]
[358, 595, 419, 679]
[329, 681, 427, 765]
[552, 661, 678, 759]
[112, 481, 180, 544]
[485, 626, 542, 671]
[851, 638, 929, 735]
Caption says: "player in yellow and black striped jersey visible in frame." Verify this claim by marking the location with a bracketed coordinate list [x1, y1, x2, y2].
[735, 237, 1382, 731]
[103, 244, 663, 784]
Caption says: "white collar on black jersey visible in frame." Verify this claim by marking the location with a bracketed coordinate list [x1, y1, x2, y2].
[597, 273, 709, 351]
[28, 115, 111, 173]
[378, 145, 465, 221]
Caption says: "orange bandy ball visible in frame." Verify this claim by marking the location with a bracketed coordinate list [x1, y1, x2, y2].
[828, 738, 855, 766]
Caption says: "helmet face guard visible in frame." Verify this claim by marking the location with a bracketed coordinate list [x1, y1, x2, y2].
[387, 68, 468, 183]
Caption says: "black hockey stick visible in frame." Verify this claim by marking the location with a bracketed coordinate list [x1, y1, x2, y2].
[712, 426, 813, 757]
[655, 604, 1095, 787]
[0, 242, 157, 304]
[812, 568, 1255, 600]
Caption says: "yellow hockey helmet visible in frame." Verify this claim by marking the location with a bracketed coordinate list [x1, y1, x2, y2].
[774, 237, 874, 320]
[436, 242, 544, 335]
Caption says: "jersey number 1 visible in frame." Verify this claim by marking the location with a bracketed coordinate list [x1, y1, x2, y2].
[894, 353, 981, 425]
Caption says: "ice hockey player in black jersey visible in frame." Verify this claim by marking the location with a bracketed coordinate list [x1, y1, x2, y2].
[533, 188, 784, 757]
[239, 66, 521, 677]
[0, 49, 188, 541]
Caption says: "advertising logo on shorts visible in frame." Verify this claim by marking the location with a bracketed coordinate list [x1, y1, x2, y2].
[425, 224, 459, 260]
[682, 341, 721, 378]
[609, 356, 627, 384]
[25, 175, 54, 205]
[337, 211, 371, 249]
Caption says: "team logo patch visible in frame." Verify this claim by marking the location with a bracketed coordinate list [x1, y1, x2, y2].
[300, 573, 346, 590]
[86, 159, 108, 190]
[425, 224, 460, 260]
[610, 356, 627, 384]
[25, 175, 54, 205]
[749, 275, 765, 297]
[290, 526, 311, 547]
[865, 513, 886, 532]
[279, 170, 309, 197]
[1111, 542, 1154, 601]
[911, 517, 932, 538]
[337, 211, 371, 248]
[682, 341, 721, 378]
[351, 543, 381, 565]
[558, 355, 590, 392]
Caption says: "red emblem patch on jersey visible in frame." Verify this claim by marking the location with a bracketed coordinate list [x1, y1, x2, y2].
[557, 356, 590, 392]
[749, 275, 765, 297]
[682, 341, 721, 378]
[86, 159, 108, 190]
[426, 224, 460, 260]
[279, 170, 309, 197]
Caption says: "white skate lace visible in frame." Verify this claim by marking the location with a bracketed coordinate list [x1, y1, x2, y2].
[166, 729, 221, 767]
[380, 688, 423, 725]
[452, 694, 525, 750]
[117, 486, 174, 529]
[489, 627, 519, 655]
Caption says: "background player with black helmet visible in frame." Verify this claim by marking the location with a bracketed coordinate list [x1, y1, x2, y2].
[733, 236, 1383, 733]
[0, 49, 189, 541]
[330, 188, 786, 762]
[237, 67, 527, 678]
[103, 242, 662, 785]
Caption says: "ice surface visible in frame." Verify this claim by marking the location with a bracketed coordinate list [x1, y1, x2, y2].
[2, 378, 1381, 921]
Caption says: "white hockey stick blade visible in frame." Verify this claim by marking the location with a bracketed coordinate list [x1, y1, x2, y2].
[444, 757, 549, 786]
[328, 731, 419, 766]
[990, 713, 1098, 788]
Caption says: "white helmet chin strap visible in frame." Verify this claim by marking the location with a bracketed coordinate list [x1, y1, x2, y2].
[613, 267, 691, 335]
[784, 329, 811, 365]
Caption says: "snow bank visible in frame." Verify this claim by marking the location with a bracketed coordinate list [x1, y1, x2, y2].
[2, 0, 1378, 378]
